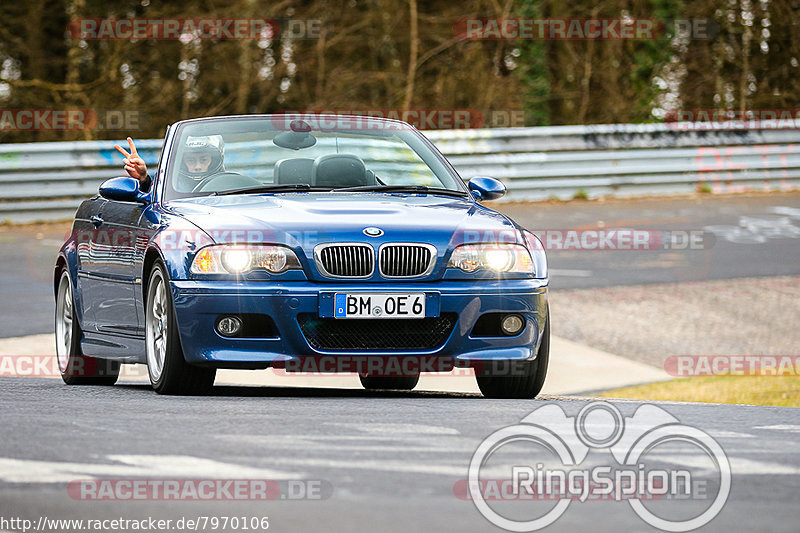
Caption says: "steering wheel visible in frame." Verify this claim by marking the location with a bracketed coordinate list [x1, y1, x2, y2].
[191, 172, 260, 193]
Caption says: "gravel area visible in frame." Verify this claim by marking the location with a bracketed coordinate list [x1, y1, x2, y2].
[550, 275, 800, 369]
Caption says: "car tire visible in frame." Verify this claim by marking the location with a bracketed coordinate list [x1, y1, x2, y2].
[145, 261, 216, 395]
[359, 374, 420, 391]
[475, 307, 550, 399]
[55, 269, 120, 385]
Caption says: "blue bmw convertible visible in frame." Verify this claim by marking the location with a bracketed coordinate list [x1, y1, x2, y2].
[54, 115, 549, 397]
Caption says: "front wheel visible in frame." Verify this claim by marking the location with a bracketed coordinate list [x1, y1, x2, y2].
[145, 262, 216, 395]
[55, 269, 119, 385]
[476, 308, 550, 399]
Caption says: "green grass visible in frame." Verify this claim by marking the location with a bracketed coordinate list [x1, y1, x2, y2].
[572, 188, 589, 200]
[697, 182, 713, 193]
[600, 376, 800, 407]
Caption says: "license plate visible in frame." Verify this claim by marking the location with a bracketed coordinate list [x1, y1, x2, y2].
[334, 293, 425, 319]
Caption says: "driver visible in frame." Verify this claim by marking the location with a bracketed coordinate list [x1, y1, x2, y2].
[175, 135, 225, 191]
[114, 135, 225, 192]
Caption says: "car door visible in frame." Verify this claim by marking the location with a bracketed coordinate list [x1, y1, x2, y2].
[88, 198, 145, 337]
[74, 196, 107, 331]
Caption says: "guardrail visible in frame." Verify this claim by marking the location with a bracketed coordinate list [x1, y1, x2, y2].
[1, 123, 799, 223]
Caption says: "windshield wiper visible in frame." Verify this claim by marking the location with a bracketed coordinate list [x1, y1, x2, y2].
[213, 184, 331, 196]
[333, 185, 468, 198]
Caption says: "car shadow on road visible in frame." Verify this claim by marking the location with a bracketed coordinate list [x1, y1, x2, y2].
[114, 382, 484, 399]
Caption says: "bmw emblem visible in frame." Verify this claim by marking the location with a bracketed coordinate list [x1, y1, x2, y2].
[363, 227, 384, 237]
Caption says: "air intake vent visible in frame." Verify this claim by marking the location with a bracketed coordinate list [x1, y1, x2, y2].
[379, 244, 435, 278]
[298, 313, 457, 351]
[315, 243, 374, 278]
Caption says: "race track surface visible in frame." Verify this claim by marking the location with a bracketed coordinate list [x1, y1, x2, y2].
[1, 378, 798, 532]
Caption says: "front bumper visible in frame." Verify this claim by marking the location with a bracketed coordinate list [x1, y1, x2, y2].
[170, 279, 548, 367]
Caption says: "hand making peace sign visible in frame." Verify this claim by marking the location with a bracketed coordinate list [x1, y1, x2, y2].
[114, 137, 149, 186]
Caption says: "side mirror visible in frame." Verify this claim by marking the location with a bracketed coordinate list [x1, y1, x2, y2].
[468, 176, 506, 201]
[99, 177, 151, 204]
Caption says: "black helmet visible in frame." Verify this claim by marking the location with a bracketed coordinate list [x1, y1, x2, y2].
[178, 135, 224, 181]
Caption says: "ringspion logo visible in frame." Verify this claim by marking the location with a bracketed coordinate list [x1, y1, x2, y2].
[461, 401, 730, 531]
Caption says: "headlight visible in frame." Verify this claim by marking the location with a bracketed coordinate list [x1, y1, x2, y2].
[447, 243, 533, 274]
[522, 230, 548, 279]
[190, 245, 301, 274]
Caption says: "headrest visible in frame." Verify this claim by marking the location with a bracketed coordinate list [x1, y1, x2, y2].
[273, 158, 315, 185]
[312, 153, 367, 187]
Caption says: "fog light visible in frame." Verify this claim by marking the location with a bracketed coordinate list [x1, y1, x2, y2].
[217, 316, 243, 337]
[501, 314, 524, 335]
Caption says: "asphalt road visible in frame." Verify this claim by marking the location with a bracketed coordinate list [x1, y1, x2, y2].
[2, 193, 800, 531]
[1, 378, 799, 532]
[500, 191, 800, 289]
[1, 192, 799, 338]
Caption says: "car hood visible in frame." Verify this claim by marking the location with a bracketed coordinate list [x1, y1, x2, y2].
[165, 193, 520, 250]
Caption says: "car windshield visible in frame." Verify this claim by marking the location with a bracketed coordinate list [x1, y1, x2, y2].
[162, 116, 465, 201]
